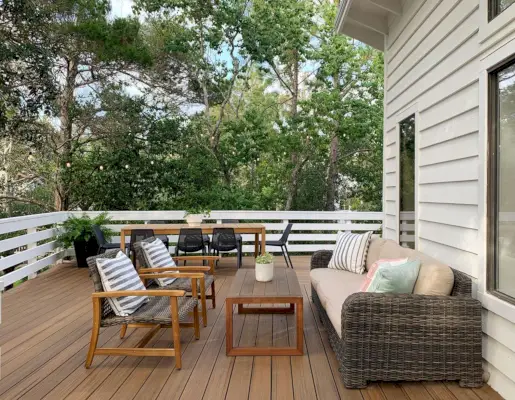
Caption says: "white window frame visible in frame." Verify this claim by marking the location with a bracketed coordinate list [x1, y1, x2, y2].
[478, 34, 515, 324]
[479, 0, 515, 46]
[395, 104, 419, 250]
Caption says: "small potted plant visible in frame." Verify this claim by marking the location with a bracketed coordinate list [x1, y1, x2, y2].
[57, 213, 114, 268]
[255, 253, 274, 282]
[184, 208, 211, 226]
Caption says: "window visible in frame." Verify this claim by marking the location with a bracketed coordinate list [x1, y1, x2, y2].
[489, 0, 515, 21]
[399, 115, 415, 249]
[489, 56, 515, 302]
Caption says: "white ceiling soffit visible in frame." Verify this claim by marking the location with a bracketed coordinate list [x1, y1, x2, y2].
[335, 0, 403, 51]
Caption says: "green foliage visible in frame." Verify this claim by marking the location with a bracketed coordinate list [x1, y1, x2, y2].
[57, 212, 113, 248]
[0, 0, 385, 216]
[256, 253, 274, 264]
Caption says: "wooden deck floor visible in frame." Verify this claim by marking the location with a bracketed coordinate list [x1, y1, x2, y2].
[0, 256, 504, 400]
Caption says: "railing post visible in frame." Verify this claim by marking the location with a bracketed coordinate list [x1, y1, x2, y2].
[27, 228, 37, 280]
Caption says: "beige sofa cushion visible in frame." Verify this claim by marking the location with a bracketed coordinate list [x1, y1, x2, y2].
[410, 253, 454, 296]
[373, 239, 454, 296]
[365, 237, 387, 271]
[310, 268, 365, 338]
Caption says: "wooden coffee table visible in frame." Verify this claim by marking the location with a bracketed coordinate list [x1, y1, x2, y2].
[225, 268, 304, 356]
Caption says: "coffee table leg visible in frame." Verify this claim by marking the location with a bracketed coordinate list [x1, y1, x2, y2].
[226, 299, 234, 355]
[296, 298, 304, 354]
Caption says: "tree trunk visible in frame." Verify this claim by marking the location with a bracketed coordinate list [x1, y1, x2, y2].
[325, 135, 339, 210]
[55, 57, 78, 211]
[285, 52, 301, 210]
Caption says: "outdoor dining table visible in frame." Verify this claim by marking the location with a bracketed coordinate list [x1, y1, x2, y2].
[118, 223, 267, 256]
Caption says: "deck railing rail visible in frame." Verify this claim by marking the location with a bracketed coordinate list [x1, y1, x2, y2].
[0, 210, 416, 292]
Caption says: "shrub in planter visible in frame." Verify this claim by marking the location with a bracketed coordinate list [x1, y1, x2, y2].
[255, 253, 274, 282]
[57, 213, 114, 268]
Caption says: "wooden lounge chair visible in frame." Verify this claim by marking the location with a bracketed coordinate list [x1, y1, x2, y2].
[133, 237, 219, 327]
[85, 250, 202, 370]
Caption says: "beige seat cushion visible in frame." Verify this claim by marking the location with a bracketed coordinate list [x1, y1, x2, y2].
[376, 239, 454, 296]
[310, 268, 366, 338]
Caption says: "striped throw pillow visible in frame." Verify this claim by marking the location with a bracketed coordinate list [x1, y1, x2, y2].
[96, 251, 148, 317]
[328, 231, 373, 274]
[141, 238, 177, 287]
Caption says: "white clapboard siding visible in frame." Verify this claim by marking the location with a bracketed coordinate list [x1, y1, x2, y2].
[383, 0, 515, 395]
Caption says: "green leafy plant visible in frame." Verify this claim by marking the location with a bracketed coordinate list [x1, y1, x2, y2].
[184, 207, 211, 217]
[256, 253, 274, 264]
[57, 212, 114, 248]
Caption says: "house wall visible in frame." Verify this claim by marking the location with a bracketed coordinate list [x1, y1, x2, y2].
[383, 1, 515, 398]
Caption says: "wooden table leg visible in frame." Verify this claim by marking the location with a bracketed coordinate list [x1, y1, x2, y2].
[226, 299, 234, 355]
[254, 233, 259, 257]
[261, 228, 266, 255]
[120, 230, 126, 253]
[296, 298, 304, 355]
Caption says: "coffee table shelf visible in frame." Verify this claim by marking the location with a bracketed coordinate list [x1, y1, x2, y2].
[225, 268, 304, 356]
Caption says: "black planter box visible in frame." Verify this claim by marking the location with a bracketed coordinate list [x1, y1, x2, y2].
[73, 237, 99, 268]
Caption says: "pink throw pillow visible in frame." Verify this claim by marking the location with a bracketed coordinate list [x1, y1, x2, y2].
[360, 258, 408, 292]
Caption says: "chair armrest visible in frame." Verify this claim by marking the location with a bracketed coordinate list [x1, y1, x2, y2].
[342, 292, 482, 341]
[173, 255, 221, 261]
[92, 290, 186, 298]
[138, 272, 204, 279]
[311, 250, 333, 270]
[139, 266, 211, 273]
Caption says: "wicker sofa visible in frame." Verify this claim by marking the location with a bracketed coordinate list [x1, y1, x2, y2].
[310, 237, 483, 389]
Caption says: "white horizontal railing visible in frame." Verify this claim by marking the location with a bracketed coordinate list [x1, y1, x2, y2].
[75, 210, 384, 254]
[0, 210, 411, 291]
[0, 212, 68, 288]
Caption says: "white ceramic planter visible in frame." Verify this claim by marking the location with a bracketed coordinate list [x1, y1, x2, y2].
[255, 262, 274, 282]
[185, 214, 203, 226]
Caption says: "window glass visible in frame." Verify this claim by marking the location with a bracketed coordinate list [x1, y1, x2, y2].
[399, 115, 415, 249]
[490, 0, 515, 20]
[493, 60, 515, 298]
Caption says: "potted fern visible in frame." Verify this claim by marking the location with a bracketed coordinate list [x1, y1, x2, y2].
[57, 213, 114, 268]
[255, 253, 274, 282]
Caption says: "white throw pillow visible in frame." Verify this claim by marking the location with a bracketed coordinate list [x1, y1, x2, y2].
[141, 238, 177, 287]
[96, 251, 148, 317]
[328, 231, 373, 274]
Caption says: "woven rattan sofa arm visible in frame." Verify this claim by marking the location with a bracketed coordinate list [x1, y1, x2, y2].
[311, 250, 333, 270]
[92, 289, 187, 298]
[342, 292, 482, 340]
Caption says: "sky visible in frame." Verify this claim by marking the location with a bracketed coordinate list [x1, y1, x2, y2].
[110, 0, 134, 18]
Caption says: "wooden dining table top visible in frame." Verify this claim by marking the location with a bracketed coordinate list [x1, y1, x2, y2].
[119, 223, 266, 233]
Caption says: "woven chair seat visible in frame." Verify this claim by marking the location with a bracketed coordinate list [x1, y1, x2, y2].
[100, 295, 198, 327]
[154, 274, 214, 292]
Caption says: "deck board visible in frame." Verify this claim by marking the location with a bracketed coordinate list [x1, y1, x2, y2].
[0, 256, 504, 400]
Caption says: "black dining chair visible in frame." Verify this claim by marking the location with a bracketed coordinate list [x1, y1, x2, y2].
[129, 229, 155, 265]
[221, 219, 243, 247]
[265, 223, 294, 268]
[147, 221, 170, 249]
[211, 227, 242, 269]
[175, 228, 208, 260]
[92, 225, 120, 254]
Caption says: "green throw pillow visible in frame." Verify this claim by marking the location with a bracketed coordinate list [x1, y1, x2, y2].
[366, 259, 421, 294]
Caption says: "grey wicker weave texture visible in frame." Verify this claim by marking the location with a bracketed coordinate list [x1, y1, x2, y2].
[133, 237, 214, 293]
[310, 250, 483, 389]
[86, 249, 197, 327]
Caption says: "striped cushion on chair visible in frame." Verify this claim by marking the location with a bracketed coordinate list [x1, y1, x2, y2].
[328, 231, 373, 274]
[96, 251, 148, 316]
[141, 238, 177, 287]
